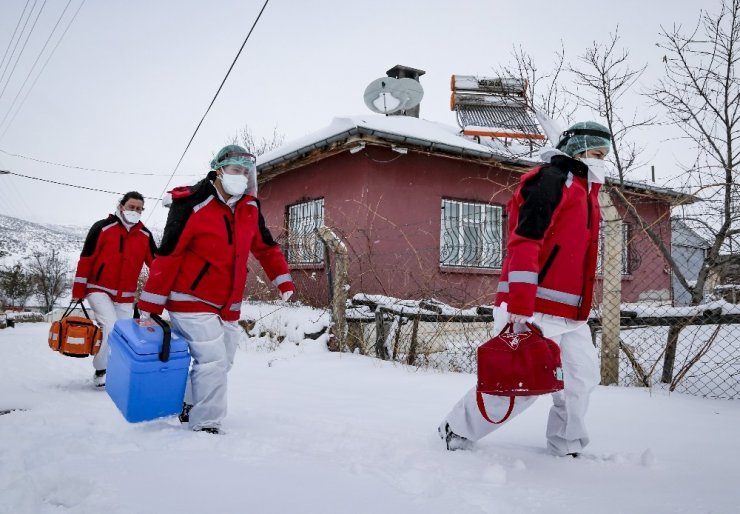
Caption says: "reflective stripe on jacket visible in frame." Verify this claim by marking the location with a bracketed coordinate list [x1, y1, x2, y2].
[495, 155, 601, 320]
[72, 215, 156, 303]
[138, 177, 294, 321]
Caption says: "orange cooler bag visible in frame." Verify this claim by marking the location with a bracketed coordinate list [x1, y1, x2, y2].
[48, 301, 102, 357]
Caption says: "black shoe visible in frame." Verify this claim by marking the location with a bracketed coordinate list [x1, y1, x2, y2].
[438, 422, 472, 451]
[566, 452, 580, 458]
[93, 369, 106, 388]
[195, 426, 220, 435]
[178, 403, 193, 423]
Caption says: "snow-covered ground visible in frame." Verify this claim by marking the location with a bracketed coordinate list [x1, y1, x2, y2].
[1, 321, 739, 514]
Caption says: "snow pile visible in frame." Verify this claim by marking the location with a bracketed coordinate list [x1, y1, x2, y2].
[619, 298, 740, 317]
[1, 322, 739, 513]
[240, 300, 331, 348]
[351, 293, 484, 317]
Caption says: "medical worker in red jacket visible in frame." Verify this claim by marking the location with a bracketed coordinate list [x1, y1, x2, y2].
[72, 191, 157, 387]
[138, 145, 295, 434]
[439, 122, 612, 457]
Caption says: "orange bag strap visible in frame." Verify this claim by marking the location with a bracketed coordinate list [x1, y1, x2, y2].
[57, 300, 78, 346]
[61, 300, 79, 319]
[78, 301, 92, 320]
[476, 391, 515, 424]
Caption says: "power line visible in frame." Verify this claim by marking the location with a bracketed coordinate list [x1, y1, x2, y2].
[0, 0, 38, 88]
[0, 0, 85, 143]
[147, 0, 271, 223]
[0, 0, 47, 102]
[0, 0, 73, 130]
[1, 169, 159, 200]
[0, 0, 32, 77]
[0, 169, 42, 223]
[0, 147, 200, 176]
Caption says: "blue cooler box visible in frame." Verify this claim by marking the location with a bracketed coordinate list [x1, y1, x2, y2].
[106, 318, 191, 423]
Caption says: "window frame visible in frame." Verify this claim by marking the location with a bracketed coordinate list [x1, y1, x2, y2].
[285, 197, 325, 267]
[439, 198, 505, 271]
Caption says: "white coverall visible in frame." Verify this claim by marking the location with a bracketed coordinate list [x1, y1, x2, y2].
[87, 292, 135, 371]
[441, 304, 600, 456]
[168, 312, 243, 431]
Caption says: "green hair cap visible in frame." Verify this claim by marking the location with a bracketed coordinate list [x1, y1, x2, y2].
[210, 144, 256, 170]
[556, 121, 611, 157]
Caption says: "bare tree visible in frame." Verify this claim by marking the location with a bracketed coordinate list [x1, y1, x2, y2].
[27, 250, 70, 313]
[499, 43, 576, 124]
[569, 28, 655, 185]
[0, 263, 33, 309]
[650, 0, 740, 302]
[226, 124, 285, 157]
[645, 0, 740, 383]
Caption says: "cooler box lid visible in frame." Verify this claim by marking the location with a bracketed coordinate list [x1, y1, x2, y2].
[112, 319, 189, 357]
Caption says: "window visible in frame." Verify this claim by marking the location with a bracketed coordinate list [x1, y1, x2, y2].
[286, 198, 324, 265]
[597, 221, 630, 275]
[440, 199, 503, 269]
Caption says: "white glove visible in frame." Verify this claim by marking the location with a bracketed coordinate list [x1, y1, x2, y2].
[136, 310, 155, 326]
[508, 313, 532, 324]
[281, 290, 294, 302]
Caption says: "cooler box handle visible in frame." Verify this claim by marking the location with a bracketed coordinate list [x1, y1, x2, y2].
[132, 304, 172, 363]
[150, 313, 171, 363]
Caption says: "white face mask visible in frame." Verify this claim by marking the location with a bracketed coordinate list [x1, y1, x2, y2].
[219, 173, 248, 196]
[121, 210, 141, 224]
[580, 157, 607, 184]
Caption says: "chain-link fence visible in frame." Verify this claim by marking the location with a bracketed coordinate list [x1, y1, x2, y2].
[346, 301, 496, 373]
[309, 183, 740, 401]
[343, 292, 740, 400]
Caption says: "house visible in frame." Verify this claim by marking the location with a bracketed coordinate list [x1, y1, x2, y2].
[671, 218, 711, 306]
[246, 69, 694, 309]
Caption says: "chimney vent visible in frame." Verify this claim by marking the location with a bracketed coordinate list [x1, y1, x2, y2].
[385, 65, 426, 118]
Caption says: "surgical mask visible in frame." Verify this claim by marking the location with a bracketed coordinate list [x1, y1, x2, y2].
[219, 173, 248, 196]
[121, 210, 141, 224]
[580, 157, 607, 184]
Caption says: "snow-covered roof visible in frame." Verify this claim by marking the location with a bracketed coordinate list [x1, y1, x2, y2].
[255, 115, 696, 205]
[257, 115, 536, 174]
[614, 178, 698, 205]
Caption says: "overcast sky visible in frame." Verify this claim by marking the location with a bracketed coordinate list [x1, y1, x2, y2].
[0, 0, 703, 230]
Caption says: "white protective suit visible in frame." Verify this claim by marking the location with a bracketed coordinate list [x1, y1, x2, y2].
[441, 304, 600, 456]
[87, 292, 135, 371]
[169, 312, 243, 431]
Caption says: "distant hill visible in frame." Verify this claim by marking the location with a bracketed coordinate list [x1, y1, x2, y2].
[0, 214, 87, 269]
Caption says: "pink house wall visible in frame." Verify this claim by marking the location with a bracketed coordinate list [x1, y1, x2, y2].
[248, 145, 674, 309]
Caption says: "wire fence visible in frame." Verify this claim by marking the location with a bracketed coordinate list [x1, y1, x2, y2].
[337, 186, 740, 401]
[343, 297, 740, 400]
[256, 186, 740, 401]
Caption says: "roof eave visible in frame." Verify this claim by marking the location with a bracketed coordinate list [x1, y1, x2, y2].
[606, 177, 699, 206]
[257, 126, 532, 180]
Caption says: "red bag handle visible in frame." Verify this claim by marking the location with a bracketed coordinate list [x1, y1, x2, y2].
[500, 321, 543, 336]
[477, 391, 515, 424]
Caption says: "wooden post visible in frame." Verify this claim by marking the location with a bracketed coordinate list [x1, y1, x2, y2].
[599, 188, 622, 385]
[375, 310, 388, 359]
[406, 316, 420, 365]
[391, 315, 403, 360]
[316, 226, 349, 353]
[346, 320, 367, 355]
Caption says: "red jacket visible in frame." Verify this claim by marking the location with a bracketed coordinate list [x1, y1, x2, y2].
[495, 155, 601, 320]
[138, 178, 294, 321]
[72, 215, 156, 303]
